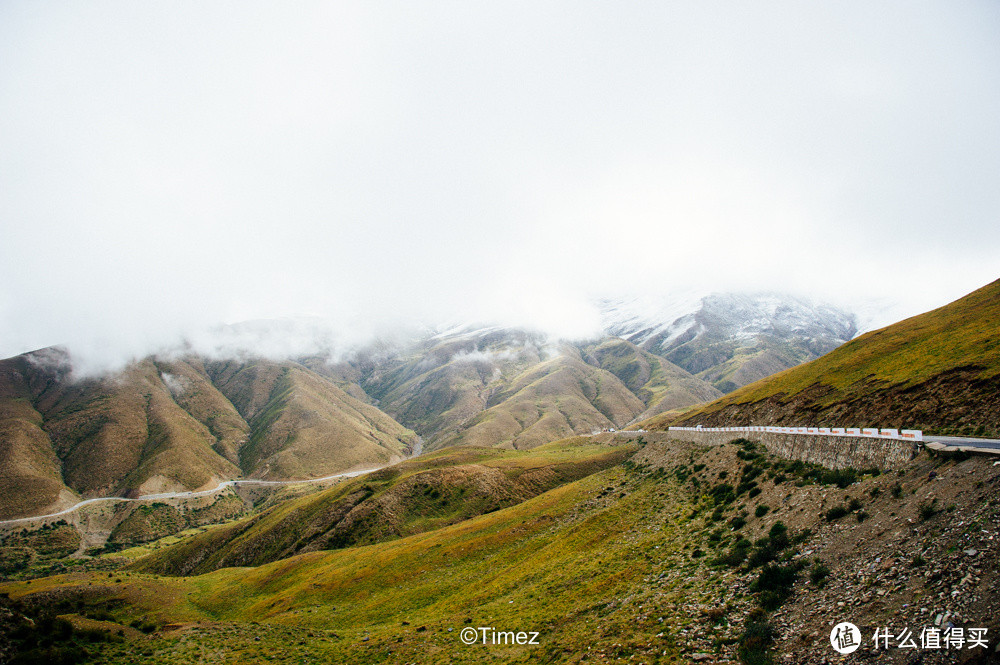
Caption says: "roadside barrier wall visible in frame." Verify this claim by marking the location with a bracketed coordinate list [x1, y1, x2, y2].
[663, 426, 921, 470]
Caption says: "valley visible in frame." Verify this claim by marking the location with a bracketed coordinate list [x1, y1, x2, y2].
[1, 283, 998, 664]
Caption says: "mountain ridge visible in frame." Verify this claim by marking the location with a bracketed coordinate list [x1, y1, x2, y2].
[643, 278, 1000, 436]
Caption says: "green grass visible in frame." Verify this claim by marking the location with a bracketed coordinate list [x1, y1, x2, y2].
[0, 443, 755, 664]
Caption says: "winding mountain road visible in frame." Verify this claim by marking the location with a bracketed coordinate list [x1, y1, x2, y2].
[0, 467, 381, 528]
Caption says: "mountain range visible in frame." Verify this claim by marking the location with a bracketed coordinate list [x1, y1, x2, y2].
[2, 281, 999, 665]
[0, 291, 857, 519]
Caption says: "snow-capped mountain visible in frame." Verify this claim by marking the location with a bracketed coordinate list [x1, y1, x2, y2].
[599, 292, 858, 393]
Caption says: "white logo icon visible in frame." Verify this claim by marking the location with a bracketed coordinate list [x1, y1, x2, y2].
[831, 622, 861, 654]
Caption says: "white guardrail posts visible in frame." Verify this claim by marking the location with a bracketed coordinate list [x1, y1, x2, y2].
[668, 425, 923, 442]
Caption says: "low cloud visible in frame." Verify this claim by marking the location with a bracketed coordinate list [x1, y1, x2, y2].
[1, 2, 998, 372]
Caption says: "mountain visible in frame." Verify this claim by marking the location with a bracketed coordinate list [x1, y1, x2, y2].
[347, 327, 720, 451]
[647, 278, 1000, 436]
[0, 290, 860, 519]
[601, 292, 858, 393]
[0, 351, 418, 519]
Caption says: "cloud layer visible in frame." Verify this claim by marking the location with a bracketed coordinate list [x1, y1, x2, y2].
[2, 1, 999, 368]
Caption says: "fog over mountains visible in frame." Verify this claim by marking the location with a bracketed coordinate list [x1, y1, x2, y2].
[0, 290, 858, 519]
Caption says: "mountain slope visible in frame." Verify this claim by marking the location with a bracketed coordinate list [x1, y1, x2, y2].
[651, 278, 1000, 435]
[580, 337, 723, 422]
[0, 353, 77, 519]
[602, 292, 857, 392]
[351, 329, 720, 451]
[226, 364, 418, 479]
[0, 352, 419, 519]
[131, 438, 636, 576]
[434, 349, 646, 449]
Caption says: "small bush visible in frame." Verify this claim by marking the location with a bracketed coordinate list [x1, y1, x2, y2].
[754, 505, 769, 518]
[737, 609, 775, 665]
[855, 510, 869, 523]
[710, 483, 736, 506]
[890, 483, 903, 498]
[713, 538, 752, 568]
[729, 515, 747, 531]
[912, 553, 926, 567]
[809, 561, 830, 586]
[918, 499, 938, 521]
[824, 505, 849, 521]
[748, 487, 762, 499]
[752, 562, 800, 610]
[847, 498, 863, 512]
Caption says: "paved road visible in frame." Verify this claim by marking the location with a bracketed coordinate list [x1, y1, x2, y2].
[923, 435, 1000, 453]
[0, 467, 382, 528]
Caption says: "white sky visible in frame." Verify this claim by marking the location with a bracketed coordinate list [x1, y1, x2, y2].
[2, 1, 999, 367]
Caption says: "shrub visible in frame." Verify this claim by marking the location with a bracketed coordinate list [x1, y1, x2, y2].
[912, 553, 926, 567]
[809, 560, 830, 586]
[824, 505, 849, 521]
[918, 499, 938, 521]
[737, 609, 776, 665]
[729, 515, 747, 531]
[767, 522, 789, 550]
[754, 505, 769, 518]
[855, 510, 869, 523]
[748, 487, 762, 499]
[713, 538, 752, 568]
[847, 498, 863, 512]
[891, 483, 903, 498]
[752, 562, 800, 610]
[710, 483, 736, 506]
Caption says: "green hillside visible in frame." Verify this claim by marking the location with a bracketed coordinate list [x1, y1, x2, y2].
[131, 437, 636, 576]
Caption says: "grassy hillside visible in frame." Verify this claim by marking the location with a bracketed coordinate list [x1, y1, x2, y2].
[581, 337, 722, 422]
[438, 352, 645, 450]
[233, 365, 418, 479]
[647, 278, 1000, 435]
[131, 438, 636, 576]
[4, 436, 997, 664]
[0, 354, 77, 518]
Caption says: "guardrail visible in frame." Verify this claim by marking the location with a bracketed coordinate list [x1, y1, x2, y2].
[668, 425, 923, 442]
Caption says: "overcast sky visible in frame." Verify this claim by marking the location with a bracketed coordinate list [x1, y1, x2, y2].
[2, 1, 999, 368]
